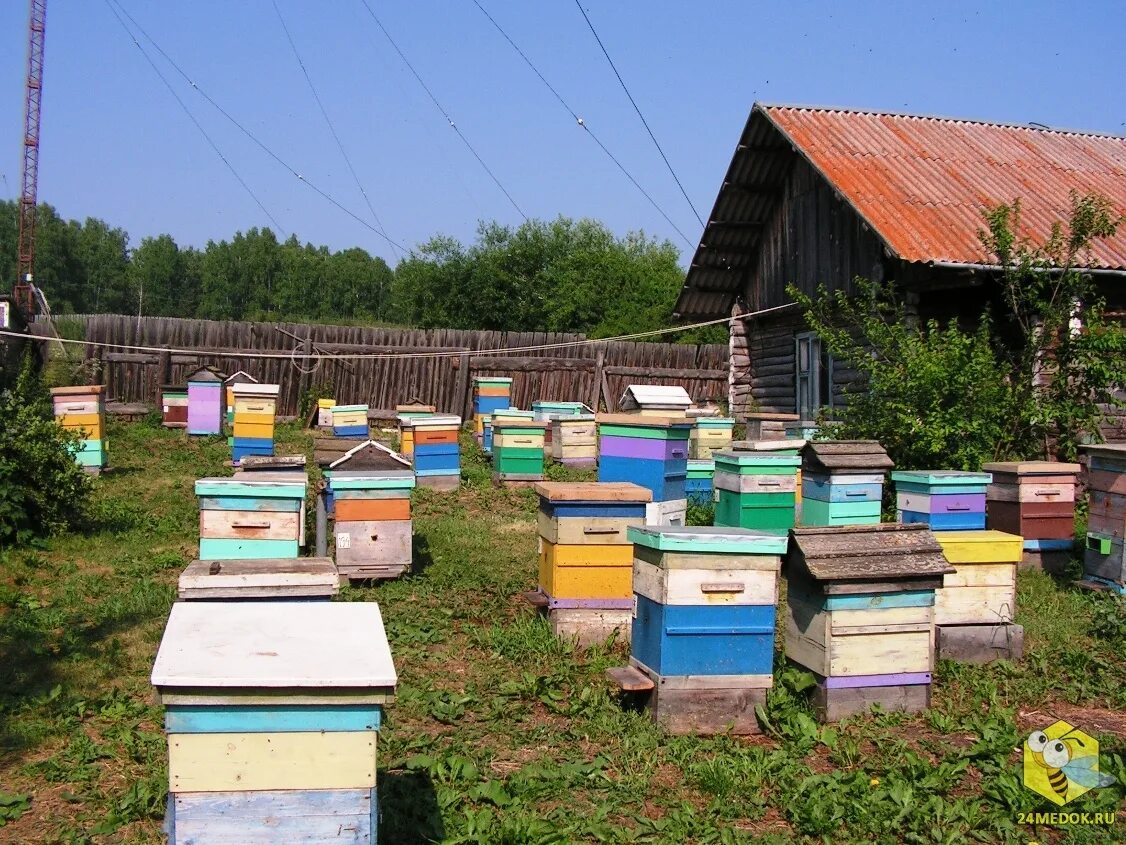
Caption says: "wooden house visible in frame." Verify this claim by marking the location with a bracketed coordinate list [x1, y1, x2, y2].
[675, 105, 1126, 437]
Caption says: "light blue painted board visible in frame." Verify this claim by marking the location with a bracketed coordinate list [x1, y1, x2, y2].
[1024, 538, 1074, 551]
[329, 476, 416, 491]
[899, 510, 985, 530]
[713, 452, 801, 468]
[415, 468, 460, 477]
[197, 496, 303, 512]
[194, 480, 305, 498]
[330, 405, 369, 413]
[802, 478, 883, 503]
[891, 470, 992, 486]
[695, 418, 735, 429]
[233, 436, 275, 449]
[627, 525, 788, 554]
[164, 704, 382, 733]
[198, 538, 299, 560]
[169, 788, 376, 844]
[822, 591, 935, 611]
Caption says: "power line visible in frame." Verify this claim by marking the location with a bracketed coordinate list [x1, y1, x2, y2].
[109, 0, 408, 253]
[572, 0, 705, 228]
[468, 0, 695, 248]
[356, 0, 527, 221]
[270, 0, 400, 260]
[102, 0, 286, 235]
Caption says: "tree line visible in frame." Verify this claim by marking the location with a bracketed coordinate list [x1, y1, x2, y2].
[0, 202, 720, 342]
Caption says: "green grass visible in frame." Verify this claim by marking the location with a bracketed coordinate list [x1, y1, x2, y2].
[0, 420, 1124, 843]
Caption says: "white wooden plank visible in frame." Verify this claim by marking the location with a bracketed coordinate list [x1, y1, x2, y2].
[632, 560, 778, 605]
[151, 602, 396, 689]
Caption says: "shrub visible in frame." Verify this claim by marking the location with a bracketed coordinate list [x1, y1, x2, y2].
[0, 352, 91, 545]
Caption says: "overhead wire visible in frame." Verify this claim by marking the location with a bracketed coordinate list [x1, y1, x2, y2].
[468, 0, 695, 248]
[102, 0, 286, 235]
[4, 304, 796, 362]
[270, 0, 400, 260]
[356, 0, 528, 221]
[572, 0, 705, 229]
[108, 0, 408, 253]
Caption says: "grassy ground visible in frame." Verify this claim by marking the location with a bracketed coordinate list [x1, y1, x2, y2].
[0, 417, 1123, 844]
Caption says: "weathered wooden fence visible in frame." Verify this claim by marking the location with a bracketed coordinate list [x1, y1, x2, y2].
[34, 315, 728, 418]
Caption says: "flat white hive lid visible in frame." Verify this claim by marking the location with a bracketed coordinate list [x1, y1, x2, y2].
[151, 601, 397, 690]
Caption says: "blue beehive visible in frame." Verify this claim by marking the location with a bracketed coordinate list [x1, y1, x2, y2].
[626, 527, 786, 680]
[893, 471, 991, 531]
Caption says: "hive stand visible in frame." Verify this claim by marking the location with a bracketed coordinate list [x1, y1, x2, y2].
[785, 524, 952, 721]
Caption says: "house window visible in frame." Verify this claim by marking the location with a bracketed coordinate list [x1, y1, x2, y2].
[795, 332, 833, 420]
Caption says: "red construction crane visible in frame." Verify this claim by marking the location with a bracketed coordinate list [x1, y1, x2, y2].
[14, 0, 48, 320]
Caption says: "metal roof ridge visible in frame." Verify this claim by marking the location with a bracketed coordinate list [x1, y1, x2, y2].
[753, 102, 1126, 141]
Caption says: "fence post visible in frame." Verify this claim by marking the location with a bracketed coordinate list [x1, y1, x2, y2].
[454, 351, 471, 419]
[592, 350, 605, 411]
[155, 345, 171, 407]
[296, 334, 312, 415]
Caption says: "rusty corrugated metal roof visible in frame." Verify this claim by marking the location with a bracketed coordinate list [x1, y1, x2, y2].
[676, 104, 1126, 319]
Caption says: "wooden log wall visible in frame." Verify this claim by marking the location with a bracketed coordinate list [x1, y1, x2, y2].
[33, 315, 727, 418]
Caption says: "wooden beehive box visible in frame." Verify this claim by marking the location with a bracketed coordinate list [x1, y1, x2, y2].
[983, 461, 1080, 543]
[801, 441, 893, 526]
[1081, 445, 1126, 590]
[151, 601, 395, 842]
[786, 524, 951, 680]
[931, 530, 1021, 626]
[195, 475, 306, 561]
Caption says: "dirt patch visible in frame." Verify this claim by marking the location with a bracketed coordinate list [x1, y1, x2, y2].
[1018, 703, 1126, 739]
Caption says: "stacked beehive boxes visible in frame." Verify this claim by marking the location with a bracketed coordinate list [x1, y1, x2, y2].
[493, 418, 548, 484]
[744, 413, 798, 440]
[51, 385, 108, 474]
[186, 368, 224, 436]
[230, 383, 279, 464]
[893, 471, 991, 531]
[330, 470, 416, 580]
[533, 400, 589, 449]
[618, 385, 691, 418]
[550, 413, 597, 467]
[161, 385, 188, 429]
[685, 460, 715, 506]
[597, 413, 693, 526]
[152, 601, 395, 843]
[486, 408, 532, 455]
[408, 414, 462, 490]
[195, 475, 305, 560]
[330, 404, 369, 438]
[473, 377, 513, 442]
[931, 530, 1024, 661]
[984, 461, 1081, 570]
[223, 371, 258, 428]
[713, 446, 801, 531]
[689, 417, 735, 459]
[786, 524, 952, 720]
[533, 482, 651, 644]
[623, 526, 787, 734]
[801, 441, 893, 527]
[1081, 445, 1126, 594]
[316, 398, 336, 428]
[396, 404, 436, 458]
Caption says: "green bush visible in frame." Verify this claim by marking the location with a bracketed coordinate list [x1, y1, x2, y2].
[0, 353, 92, 546]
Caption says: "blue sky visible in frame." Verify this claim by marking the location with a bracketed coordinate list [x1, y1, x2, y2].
[2, 1, 1123, 265]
